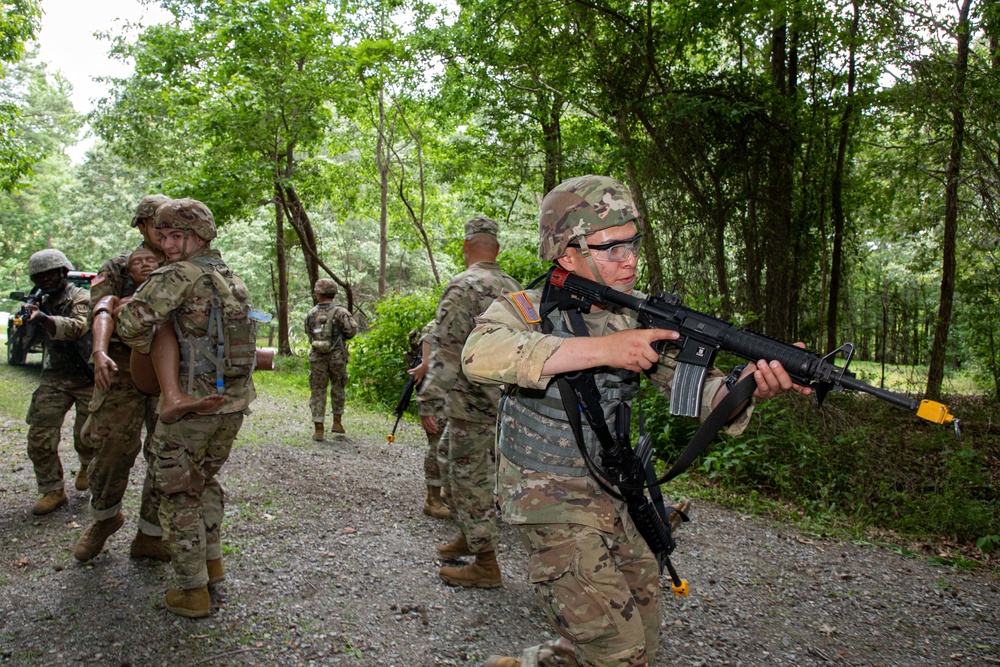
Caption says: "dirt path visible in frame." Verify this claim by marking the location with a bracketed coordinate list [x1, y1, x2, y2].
[0, 370, 997, 666]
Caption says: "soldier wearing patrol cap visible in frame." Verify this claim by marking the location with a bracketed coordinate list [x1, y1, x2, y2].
[463, 176, 808, 667]
[22, 248, 97, 515]
[305, 277, 358, 440]
[118, 197, 257, 618]
[417, 215, 522, 589]
[75, 194, 173, 563]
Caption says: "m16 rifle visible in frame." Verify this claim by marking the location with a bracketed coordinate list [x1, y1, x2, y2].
[11, 287, 43, 327]
[548, 267, 958, 432]
[387, 351, 423, 443]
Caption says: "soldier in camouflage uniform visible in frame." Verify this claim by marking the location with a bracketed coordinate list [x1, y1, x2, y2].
[118, 198, 257, 618]
[306, 278, 358, 440]
[408, 319, 450, 519]
[417, 216, 522, 589]
[463, 176, 809, 667]
[75, 195, 173, 562]
[23, 249, 97, 515]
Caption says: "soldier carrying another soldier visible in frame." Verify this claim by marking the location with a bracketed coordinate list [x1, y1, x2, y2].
[75, 195, 174, 562]
[118, 198, 257, 618]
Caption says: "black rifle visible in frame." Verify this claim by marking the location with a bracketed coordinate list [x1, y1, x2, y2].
[548, 267, 958, 432]
[387, 352, 423, 443]
[11, 287, 43, 326]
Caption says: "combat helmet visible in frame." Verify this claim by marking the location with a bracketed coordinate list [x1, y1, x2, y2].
[538, 175, 639, 261]
[28, 249, 74, 276]
[153, 198, 217, 242]
[314, 278, 338, 298]
[131, 194, 171, 227]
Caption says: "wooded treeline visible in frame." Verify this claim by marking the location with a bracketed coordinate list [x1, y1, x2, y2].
[1, 0, 998, 399]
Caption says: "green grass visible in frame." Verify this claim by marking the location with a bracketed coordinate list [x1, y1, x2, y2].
[847, 359, 983, 395]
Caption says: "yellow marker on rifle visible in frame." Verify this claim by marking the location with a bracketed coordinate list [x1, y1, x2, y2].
[917, 400, 961, 437]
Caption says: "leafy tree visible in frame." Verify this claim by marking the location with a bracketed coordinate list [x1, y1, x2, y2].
[93, 0, 352, 354]
[0, 0, 43, 188]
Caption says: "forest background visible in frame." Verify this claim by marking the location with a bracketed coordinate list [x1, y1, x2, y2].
[1, 0, 998, 557]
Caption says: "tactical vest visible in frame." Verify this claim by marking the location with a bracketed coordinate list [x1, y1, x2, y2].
[309, 303, 347, 354]
[498, 309, 638, 476]
[41, 284, 93, 377]
[175, 255, 257, 390]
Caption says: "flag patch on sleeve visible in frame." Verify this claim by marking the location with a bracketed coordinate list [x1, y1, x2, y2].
[90, 273, 107, 288]
[509, 291, 540, 324]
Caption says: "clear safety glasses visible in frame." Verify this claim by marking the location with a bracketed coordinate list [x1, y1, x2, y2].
[569, 233, 642, 262]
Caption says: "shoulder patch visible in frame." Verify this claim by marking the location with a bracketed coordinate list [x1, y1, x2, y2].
[509, 291, 540, 324]
[91, 273, 107, 288]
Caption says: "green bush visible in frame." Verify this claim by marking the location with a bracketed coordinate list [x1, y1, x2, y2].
[349, 291, 440, 409]
[640, 384, 999, 543]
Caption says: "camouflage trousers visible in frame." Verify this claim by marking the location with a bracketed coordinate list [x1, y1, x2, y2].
[447, 416, 498, 553]
[26, 382, 96, 494]
[517, 520, 660, 667]
[84, 370, 160, 533]
[423, 401, 448, 489]
[308, 351, 348, 421]
[149, 412, 243, 590]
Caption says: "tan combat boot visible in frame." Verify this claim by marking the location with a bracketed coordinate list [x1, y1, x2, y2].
[74, 512, 125, 561]
[483, 658, 521, 667]
[423, 485, 452, 520]
[439, 550, 502, 589]
[331, 413, 346, 434]
[207, 558, 225, 585]
[130, 531, 172, 562]
[312, 422, 325, 441]
[165, 586, 210, 618]
[437, 533, 472, 559]
[74, 466, 89, 491]
[32, 489, 68, 515]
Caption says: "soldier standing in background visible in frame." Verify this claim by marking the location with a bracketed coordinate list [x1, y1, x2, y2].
[408, 320, 451, 519]
[417, 216, 522, 589]
[118, 198, 257, 618]
[22, 249, 97, 515]
[306, 278, 358, 440]
[75, 195, 173, 562]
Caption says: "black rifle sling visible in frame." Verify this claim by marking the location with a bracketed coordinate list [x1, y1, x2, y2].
[658, 373, 758, 484]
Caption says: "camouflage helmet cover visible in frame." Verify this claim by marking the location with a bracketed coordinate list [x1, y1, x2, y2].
[153, 198, 217, 241]
[538, 175, 640, 261]
[131, 194, 171, 227]
[314, 278, 338, 298]
[28, 248, 74, 276]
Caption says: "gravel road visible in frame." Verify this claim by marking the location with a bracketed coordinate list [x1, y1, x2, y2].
[0, 381, 997, 666]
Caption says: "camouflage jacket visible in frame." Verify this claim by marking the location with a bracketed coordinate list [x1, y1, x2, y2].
[89, 241, 165, 369]
[117, 246, 256, 414]
[410, 319, 444, 414]
[305, 302, 358, 360]
[38, 282, 92, 388]
[462, 287, 753, 531]
[417, 261, 522, 423]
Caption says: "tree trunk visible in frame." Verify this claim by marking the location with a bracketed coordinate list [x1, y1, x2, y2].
[826, 0, 860, 354]
[274, 186, 291, 356]
[377, 88, 389, 298]
[540, 95, 563, 195]
[763, 17, 797, 339]
[926, 0, 973, 401]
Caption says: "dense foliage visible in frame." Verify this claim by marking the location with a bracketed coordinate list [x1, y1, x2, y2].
[1, 0, 998, 546]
